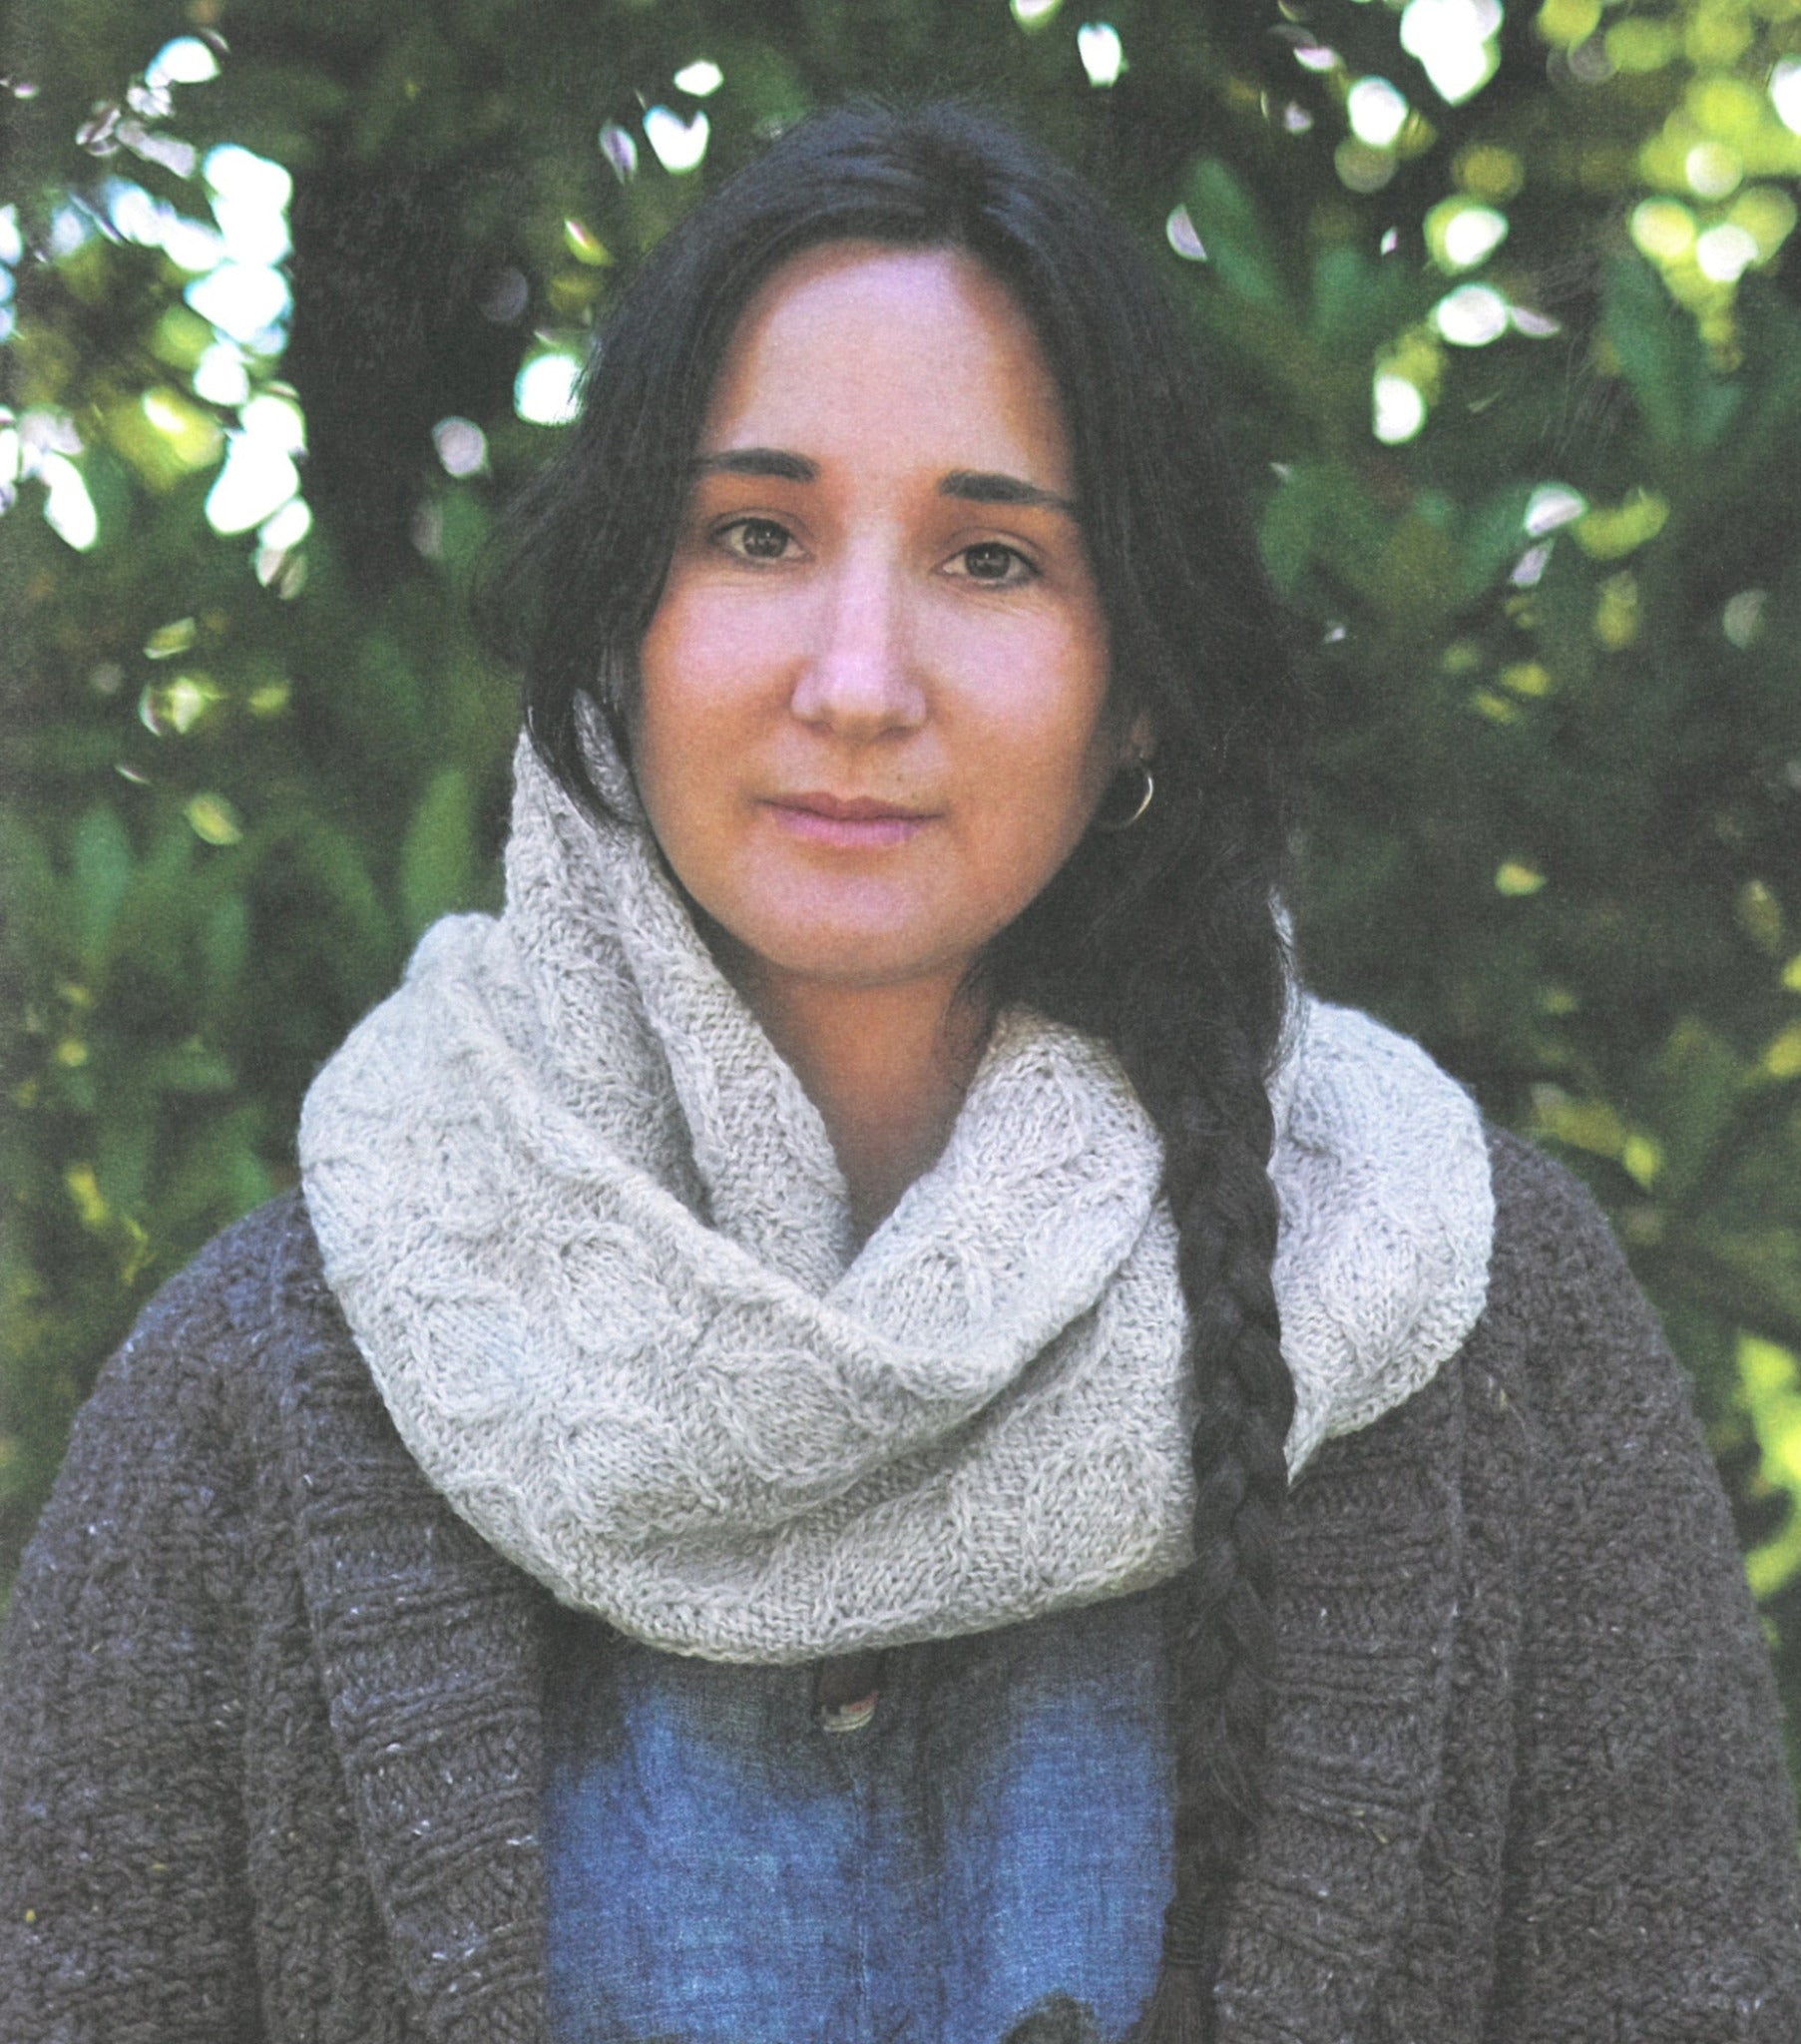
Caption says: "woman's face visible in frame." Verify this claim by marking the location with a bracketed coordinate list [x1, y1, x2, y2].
[633, 240, 1129, 1004]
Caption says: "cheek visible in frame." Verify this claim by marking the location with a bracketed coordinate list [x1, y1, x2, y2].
[633, 601, 748, 802]
[964, 634, 1115, 818]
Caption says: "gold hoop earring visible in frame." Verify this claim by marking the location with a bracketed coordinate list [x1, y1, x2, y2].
[1095, 760, 1154, 832]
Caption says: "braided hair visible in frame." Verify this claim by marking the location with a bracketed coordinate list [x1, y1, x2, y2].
[487, 102, 1306, 2040]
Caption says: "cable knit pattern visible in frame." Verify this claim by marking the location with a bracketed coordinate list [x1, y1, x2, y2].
[4, 1145, 1798, 2042]
[298, 728, 1494, 1662]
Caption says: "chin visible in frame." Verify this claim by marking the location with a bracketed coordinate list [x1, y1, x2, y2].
[735, 920, 975, 993]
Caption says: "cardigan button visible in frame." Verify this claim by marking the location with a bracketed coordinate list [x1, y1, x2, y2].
[812, 1650, 884, 1733]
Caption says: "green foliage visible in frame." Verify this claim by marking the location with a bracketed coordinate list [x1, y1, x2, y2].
[4, 0, 1801, 1767]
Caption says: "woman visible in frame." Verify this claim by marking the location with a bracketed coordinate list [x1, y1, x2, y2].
[2, 102, 1797, 2044]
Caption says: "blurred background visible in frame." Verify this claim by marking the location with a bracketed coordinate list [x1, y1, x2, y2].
[3, 0, 1801, 1777]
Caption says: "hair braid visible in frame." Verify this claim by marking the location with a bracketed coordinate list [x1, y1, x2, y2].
[1057, 864, 1292, 2039]
[1137, 1059, 1292, 2037]
[1004, 829, 1296, 2041]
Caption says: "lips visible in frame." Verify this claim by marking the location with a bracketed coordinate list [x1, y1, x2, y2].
[779, 792, 927, 821]
[763, 790, 934, 847]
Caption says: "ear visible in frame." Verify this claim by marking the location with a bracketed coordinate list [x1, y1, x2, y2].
[1123, 710, 1155, 764]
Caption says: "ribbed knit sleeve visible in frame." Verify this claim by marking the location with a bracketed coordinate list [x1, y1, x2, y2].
[0, 1223, 268, 2042]
[1482, 1136, 1801, 2039]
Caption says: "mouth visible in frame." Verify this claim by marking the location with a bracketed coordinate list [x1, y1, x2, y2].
[762, 791, 935, 848]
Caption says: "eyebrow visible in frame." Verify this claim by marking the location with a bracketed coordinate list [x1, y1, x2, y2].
[939, 469, 1079, 517]
[692, 447, 817, 483]
[691, 448, 1078, 516]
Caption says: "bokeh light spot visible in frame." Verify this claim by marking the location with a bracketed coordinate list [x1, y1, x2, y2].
[673, 60, 723, 97]
[1445, 207, 1507, 267]
[1510, 304, 1562, 337]
[432, 416, 489, 477]
[1336, 140, 1398, 193]
[186, 792, 242, 846]
[39, 453, 98, 550]
[147, 36, 220, 88]
[186, 263, 291, 348]
[515, 353, 583, 426]
[1731, 188, 1798, 261]
[50, 205, 97, 256]
[645, 106, 709, 174]
[139, 672, 220, 736]
[258, 497, 312, 552]
[1577, 487, 1668, 559]
[1165, 206, 1206, 260]
[598, 124, 639, 182]
[1433, 282, 1510, 345]
[1695, 222, 1759, 283]
[1400, 0, 1503, 106]
[1775, 58, 1801, 139]
[240, 391, 305, 454]
[205, 433, 299, 535]
[1525, 483, 1587, 536]
[1537, 0, 1600, 45]
[1630, 197, 1696, 263]
[144, 616, 197, 660]
[1723, 590, 1767, 649]
[204, 145, 291, 265]
[1348, 77, 1410, 149]
[1502, 661, 1554, 698]
[1511, 543, 1553, 587]
[1426, 198, 1509, 270]
[1607, 19, 1677, 73]
[193, 341, 250, 407]
[1373, 374, 1427, 444]
[1685, 141, 1743, 200]
[141, 387, 223, 470]
[563, 218, 611, 267]
[1077, 24, 1125, 88]
[1496, 859, 1547, 897]
[1594, 571, 1640, 649]
[1455, 143, 1524, 202]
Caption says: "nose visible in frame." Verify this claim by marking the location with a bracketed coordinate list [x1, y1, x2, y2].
[788, 548, 927, 738]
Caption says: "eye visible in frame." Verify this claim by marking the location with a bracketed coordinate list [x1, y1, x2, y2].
[715, 516, 797, 563]
[947, 540, 1037, 586]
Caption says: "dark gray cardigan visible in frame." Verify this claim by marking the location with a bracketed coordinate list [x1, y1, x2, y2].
[2, 1133, 1798, 2043]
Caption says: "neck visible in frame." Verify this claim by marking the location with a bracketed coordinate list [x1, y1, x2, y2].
[722, 957, 990, 1244]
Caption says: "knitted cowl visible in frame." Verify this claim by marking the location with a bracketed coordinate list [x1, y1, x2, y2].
[297, 724, 1495, 1663]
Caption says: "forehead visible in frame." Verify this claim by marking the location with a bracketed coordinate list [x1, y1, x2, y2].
[698, 241, 1074, 484]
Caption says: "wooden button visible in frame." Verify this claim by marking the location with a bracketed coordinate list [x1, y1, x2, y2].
[812, 1650, 884, 1733]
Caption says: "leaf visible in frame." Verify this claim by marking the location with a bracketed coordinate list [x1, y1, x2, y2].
[200, 895, 250, 1013]
[1181, 159, 1288, 312]
[1642, 1017, 1751, 1203]
[1457, 483, 1539, 603]
[1602, 256, 1735, 452]
[71, 804, 134, 976]
[399, 766, 476, 941]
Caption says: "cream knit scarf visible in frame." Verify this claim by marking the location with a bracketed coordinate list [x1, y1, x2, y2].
[299, 729, 1494, 1664]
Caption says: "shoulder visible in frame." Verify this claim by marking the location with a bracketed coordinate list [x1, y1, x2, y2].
[74, 1191, 318, 1450]
[1485, 1127, 1645, 1308]
[128, 1185, 314, 1344]
[10, 1193, 328, 1598]
[1478, 1127, 1684, 1431]
[1464, 1129, 1758, 1658]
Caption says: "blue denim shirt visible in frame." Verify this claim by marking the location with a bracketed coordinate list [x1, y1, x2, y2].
[544, 1588, 1175, 2044]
